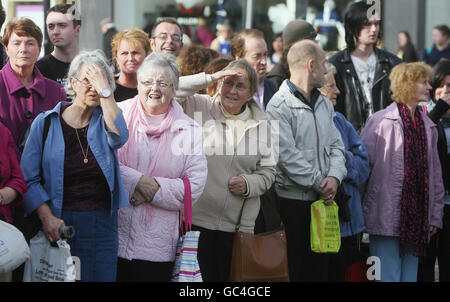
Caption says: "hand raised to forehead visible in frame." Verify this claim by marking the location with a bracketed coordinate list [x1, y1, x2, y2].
[84, 64, 110, 92]
[211, 70, 243, 82]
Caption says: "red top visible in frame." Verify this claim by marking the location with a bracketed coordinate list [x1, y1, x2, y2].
[0, 122, 28, 223]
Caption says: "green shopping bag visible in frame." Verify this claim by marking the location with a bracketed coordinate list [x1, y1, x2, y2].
[310, 199, 341, 253]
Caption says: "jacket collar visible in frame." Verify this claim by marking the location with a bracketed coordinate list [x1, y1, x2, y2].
[340, 47, 390, 87]
[44, 100, 101, 124]
[279, 80, 325, 110]
[2, 61, 47, 98]
[383, 102, 437, 129]
[340, 47, 389, 65]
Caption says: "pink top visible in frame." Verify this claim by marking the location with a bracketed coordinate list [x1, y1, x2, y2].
[117, 96, 207, 262]
[0, 61, 66, 159]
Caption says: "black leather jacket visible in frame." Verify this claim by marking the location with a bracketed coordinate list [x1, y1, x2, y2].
[329, 48, 401, 133]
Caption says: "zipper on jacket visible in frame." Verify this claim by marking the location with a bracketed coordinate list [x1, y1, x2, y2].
[372, 69, 388, 87]
[311, 105, 323, 173]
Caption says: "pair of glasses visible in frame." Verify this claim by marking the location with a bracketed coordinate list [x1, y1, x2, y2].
[152, 32, 182, 42]
[222, 79, 248, 92]
[140, 80, 172, 89]
[73, 77, 92, 88]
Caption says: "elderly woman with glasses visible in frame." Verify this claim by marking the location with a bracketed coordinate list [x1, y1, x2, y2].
[116, 52, 213, 282]
[176, 59, 277, 282]
[21, 50, 129, 282]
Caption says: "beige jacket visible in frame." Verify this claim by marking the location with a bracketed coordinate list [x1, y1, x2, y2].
[176, 94, 277, 233]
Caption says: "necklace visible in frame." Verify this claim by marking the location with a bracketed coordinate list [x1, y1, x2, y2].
[75, 128, 89, 164]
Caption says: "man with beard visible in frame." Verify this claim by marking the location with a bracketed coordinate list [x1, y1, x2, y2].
[266, 40, 346, 281]
[36, 3, 81, 86]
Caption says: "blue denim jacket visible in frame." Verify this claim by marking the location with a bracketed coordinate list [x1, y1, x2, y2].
[21, 101, 129, 218]
[334, 112, 370, 237]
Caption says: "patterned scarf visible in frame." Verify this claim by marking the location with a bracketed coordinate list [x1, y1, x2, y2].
[398, 103, 429, 257]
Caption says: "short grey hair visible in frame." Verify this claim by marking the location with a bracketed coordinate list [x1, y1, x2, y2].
[325, 62, 337, 75]
[66, 49, 116, 97]
[137, 52, 179, 92]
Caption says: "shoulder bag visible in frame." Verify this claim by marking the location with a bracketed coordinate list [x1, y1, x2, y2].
[230, 200, 289, 282]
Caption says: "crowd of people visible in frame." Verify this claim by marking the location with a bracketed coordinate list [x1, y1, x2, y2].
[0, 1, 449, 283]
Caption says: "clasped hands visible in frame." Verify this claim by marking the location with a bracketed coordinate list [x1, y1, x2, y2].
[130, 176, 160, 206]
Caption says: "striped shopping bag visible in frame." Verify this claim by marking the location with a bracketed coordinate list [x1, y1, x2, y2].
[171, 179, 202, 282]
[171, 231, 202, 282]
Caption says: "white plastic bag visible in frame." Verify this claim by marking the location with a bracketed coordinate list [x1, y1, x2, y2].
[23, 231, 76, 282]
[0, 220, 31, 274]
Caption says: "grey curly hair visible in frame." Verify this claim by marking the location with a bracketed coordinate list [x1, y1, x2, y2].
[65, 49, 116, 97]
[137, 52, 179, 92]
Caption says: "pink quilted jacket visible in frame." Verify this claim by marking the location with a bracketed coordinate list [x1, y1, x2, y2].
[117, 99, 207, 262]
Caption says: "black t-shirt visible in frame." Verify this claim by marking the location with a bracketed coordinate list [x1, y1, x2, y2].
[114, 82, 138, 102]
[35, 54, 70, 86]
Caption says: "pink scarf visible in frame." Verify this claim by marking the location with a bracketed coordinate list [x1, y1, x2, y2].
[119, 95, 187, 225]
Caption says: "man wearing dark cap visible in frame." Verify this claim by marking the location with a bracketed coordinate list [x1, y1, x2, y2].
[328, 1, 400, 133]
[266, 19, 317, 89]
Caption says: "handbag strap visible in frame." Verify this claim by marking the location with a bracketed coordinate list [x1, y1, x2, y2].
[235, 200, 246, 233]
[181, 178, 192, 233]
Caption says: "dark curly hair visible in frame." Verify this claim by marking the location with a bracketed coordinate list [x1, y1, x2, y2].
[179, 45, 219, 76]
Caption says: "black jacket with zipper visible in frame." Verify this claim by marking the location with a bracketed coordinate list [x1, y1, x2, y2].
[329, 47, 401, 133]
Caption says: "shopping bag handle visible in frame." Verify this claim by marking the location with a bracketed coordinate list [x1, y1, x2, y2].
[181, 178, 192, 234]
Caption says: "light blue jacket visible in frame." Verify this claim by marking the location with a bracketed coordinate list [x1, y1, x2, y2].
[334, 112, 369, 237]
[21, 101, 129, 218]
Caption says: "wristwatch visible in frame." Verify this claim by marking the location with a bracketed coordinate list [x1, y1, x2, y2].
[100, 88, 112, 98]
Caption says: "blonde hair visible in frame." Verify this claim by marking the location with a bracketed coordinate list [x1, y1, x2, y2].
[111, 27, 151, 67]
[390, 62, 433, 104]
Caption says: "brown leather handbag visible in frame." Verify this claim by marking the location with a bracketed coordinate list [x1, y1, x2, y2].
[229, 201, 290, 282]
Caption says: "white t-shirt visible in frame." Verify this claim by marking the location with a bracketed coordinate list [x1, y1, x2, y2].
[351, 52, 377, 116]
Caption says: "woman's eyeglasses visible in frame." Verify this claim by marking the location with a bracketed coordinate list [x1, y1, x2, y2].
[73, 77, 92, 89]
[140, 79, 172, 89]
